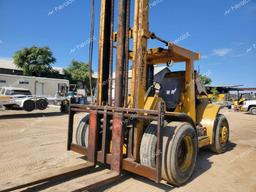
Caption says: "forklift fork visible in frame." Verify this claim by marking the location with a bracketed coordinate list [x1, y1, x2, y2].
[67, 103, 165, 183]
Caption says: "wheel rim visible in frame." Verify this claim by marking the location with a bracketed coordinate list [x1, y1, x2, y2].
[251, 108, 256, 114]
[220, 124, 228, 145]
[177, 135, 193, 172]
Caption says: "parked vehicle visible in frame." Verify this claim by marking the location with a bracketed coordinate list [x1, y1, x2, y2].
[240, 100, 256, 115]
[0, 74, 69, 98]
[0, 87, 48, 112]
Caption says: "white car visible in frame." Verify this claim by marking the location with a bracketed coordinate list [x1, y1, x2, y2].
[241, 100, 256, 115]
[0, 87, 48, 112]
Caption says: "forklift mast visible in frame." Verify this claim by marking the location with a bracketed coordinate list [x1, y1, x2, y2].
[97, 0, 148, 109]
[97, 0, 196, 118]
[96, 0, 197, 161]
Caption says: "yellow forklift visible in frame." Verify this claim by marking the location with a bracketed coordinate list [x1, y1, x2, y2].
[68, 0, 230, 186]
[233, 88, 256, 112]
[205, 85, 242, 108]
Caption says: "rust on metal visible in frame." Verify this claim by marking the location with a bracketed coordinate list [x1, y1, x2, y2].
[71, 104, 159, 115]
[131, 0, 149, 162]
[97, 0, 114, 105]
[124, 0, 131, 107]
[108, 0, 115, 106]
[68, 103, 165, 184]
[111, 113, 124, 174]
[122, 158, 157, 181]
[156, 102, 164, 183]
[70, 144, 87, 156]
[101, 108, 111, 163]
[87, 110, 98, 164]
[115, 0, 130, 107]
[97, 151, 112, 164]
[131, 0, 149, 108]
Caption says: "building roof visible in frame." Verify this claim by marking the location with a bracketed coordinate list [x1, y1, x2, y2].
[0, 58, 20, 70]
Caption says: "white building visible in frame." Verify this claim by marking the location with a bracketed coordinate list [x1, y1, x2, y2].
[0, 58, 69, 97]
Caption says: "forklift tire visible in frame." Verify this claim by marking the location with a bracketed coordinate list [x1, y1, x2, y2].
[140, 121, 198, 186]
[249, 107, 256, 115]
[210, 114, 229, 154]
[76, 114, 89, 147]
[36, 99, 48, 110]
[140, 121, 158, 167]
[23, 100, 36, 112]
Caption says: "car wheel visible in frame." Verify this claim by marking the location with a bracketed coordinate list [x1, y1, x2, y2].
[249, 107, 256, 115]
[23, 100, 36, 112]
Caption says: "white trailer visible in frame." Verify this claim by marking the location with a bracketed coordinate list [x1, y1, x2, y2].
[0, 87, 49, 111]
[0, 74, 69, 98]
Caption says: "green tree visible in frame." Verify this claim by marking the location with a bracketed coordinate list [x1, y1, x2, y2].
[65, 60, 95, 92]
[13, 46, 56, 76]
[210, 87, 219, 102]
[199, 74, 212, 86]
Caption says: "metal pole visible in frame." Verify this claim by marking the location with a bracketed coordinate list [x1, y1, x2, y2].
[88, 0, 95, 103]
[124, 0, 131, 107]
[115, 0, 129, 107]
[108, 0, 115, 106]
[97, 0, 113, 105]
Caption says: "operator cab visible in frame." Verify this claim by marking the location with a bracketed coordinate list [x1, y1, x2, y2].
[147, 66, 207, 112]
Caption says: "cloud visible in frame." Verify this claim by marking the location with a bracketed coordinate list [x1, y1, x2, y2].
[231, 53, 247, 57]
[212, 48, 232, 57]
[201, 55, 209, 59]
[232, 42, 245, 46]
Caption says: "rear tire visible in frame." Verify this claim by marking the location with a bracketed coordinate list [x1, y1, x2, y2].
[76, 114, 89, 147]
[36, 99, 48, 110]
[210, 114, 229, 154]
[23, 100, 36, 112]
[249, 107, 256, 115]
[140, 121, 198, 186]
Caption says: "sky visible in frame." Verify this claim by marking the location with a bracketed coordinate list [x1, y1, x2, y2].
[0, 0, 256, 87]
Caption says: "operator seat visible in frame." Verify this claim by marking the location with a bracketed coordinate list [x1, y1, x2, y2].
[154, 68, 184, 111]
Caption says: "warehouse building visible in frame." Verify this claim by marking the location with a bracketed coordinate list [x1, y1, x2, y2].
[0, 58, 69, 97]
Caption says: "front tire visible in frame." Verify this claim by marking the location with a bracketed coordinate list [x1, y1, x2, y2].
[76, 114, 89, 147]
[140, 121, 198, 186]
[249, 107, 256, 115]
[210, 114, 229, 154]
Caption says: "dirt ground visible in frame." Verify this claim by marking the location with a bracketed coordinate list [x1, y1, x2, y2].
[0, 107, 256, 192]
